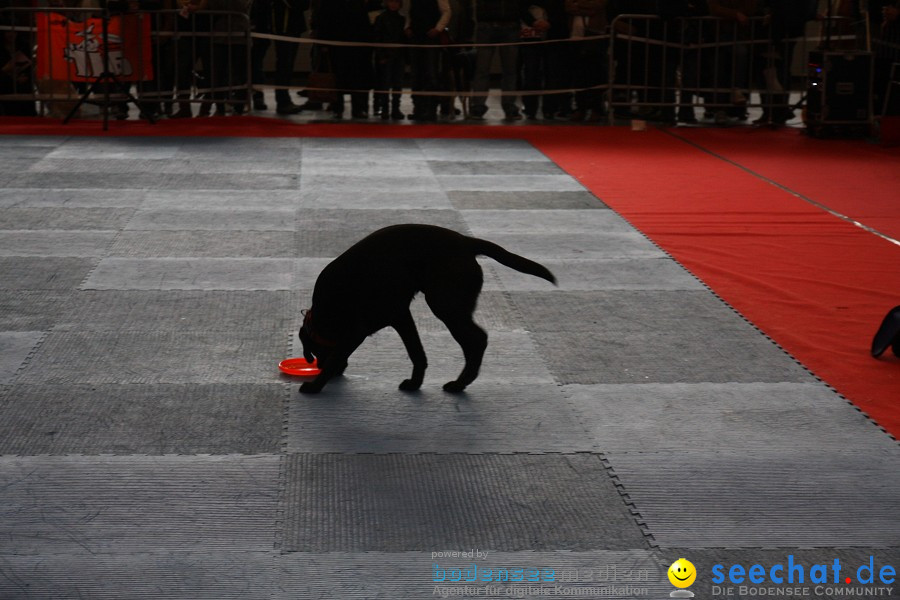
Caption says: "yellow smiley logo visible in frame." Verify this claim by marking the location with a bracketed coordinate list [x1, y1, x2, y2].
[668, 558, 697, 588]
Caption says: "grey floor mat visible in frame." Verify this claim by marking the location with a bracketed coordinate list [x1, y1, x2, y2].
[0, 134, 895, 598]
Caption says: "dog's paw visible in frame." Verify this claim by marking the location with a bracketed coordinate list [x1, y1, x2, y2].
[442, 380, 467, 394]
[399, 378, 422, 392]
[299, 382, 323, 394]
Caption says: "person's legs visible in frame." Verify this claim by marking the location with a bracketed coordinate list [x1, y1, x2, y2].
[251, 36, 270, 109]
[274, 39, 300, 109]
[520, 41, 542, 117]
[497, 25, 520, 116]
[389, 58, 405, 119]
[469, 22, 494, 117]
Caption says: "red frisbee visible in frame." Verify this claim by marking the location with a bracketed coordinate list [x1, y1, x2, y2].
[278, 357, 321, 377]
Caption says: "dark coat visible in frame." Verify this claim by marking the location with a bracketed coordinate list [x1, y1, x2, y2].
[251, 0, 311, 36]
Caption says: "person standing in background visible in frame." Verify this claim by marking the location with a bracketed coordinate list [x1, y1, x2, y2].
[406, 0, 451, 121]
[314, 0, 379, 119]
[755, 0, 816, 125]
[871, 0, 900, 114]
[468, 0, 532, 120]
[250, 0, 311, 114]
[565, 0, 607, 122]
[373, 0, 407, 119]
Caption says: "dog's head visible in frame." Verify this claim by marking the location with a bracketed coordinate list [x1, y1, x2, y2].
[299, 308, 336, 366]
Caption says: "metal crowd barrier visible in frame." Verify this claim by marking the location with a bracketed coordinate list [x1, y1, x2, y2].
[0, 6, 875, 126]
[0, 6, 251, 120]
[606, 13, 867, 125]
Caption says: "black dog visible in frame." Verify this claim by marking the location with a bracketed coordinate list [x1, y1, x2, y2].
[298, 224, 556, 394]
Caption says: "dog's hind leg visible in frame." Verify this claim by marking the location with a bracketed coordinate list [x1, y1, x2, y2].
[424, 270, 487, 393]
[440, 316, 487, 393]
[392, 308, 427, 391]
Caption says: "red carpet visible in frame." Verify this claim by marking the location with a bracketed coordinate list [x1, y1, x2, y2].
[673, 127, 900, 242]
[3, 116, 899, 438]
[536, 126, 900, 439]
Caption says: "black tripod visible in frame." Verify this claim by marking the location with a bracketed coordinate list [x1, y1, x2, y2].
[62, 0, 155, 130]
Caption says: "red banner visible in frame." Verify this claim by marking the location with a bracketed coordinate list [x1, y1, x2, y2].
[36, 12, 153, 82]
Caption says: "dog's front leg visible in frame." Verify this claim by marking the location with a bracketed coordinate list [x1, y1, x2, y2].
[299, 337, 363, 394]
[392, 309, 427, 391]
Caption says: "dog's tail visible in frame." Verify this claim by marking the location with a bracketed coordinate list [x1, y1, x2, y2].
[468, 238, 557, 285]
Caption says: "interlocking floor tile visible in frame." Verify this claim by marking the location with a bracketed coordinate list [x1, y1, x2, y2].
[0, 383, 285, 455]
[0, 230, 116, 257]
[487, 258, 703, 292]
[564, 382, 896, 453]
[464, 209, 636, 234]
[297, 189, 454, 209]
[56, 290, 294, 332]
[18, 330, 284, 384]
[0, 207, 135, 230]
[175, 136, 303, 160]
[0, 552, 278, 600]
[83, 257, 296, 290]
[285, 382, 590, 453]
[0, 454, 280, 554]
[470, 232, 664, 260]
[126, 209, 295, 231]
[512, 291, 813, 384]
[289, 328, 553, 389]
[0, 188, 148, 208]
[447, 190, 607, 210]
[0, 291, 71, 330]
[438, 174, 586, 192]
[301, 158, 434, 178]
[28, 157, 299, 175]
[301, 137, 422, 160]
[603, 450, 900, 548]
[0, 331, 44, 384]
[110, 230, 297, 258]
[282, 453, 647, 552]
[428, 160, 566, 175]
[0, 144, 57, 162]
[302, 174, 442, 194]
[0, 257, 97, 290]
[46, 137, 182, 159]
[6, 171, 300, 190]
[296, 209, 467, 233]
[142, 189, 301, 210]
[416, 138, 547, 161]
[275, 550, 670, 600]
